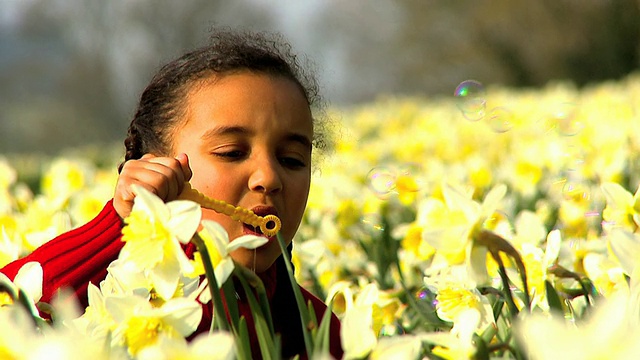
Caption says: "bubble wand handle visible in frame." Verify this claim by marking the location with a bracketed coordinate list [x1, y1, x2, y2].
[177, 182, 281, 237]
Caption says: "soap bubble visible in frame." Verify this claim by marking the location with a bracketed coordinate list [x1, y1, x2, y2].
[562, 145, 586, 172]
[367, 166, 396, 196]
[562, 179, 590, 201]
[486, 107, 514, 133]
[454, 80, 486, 122]
[544, 102, 583, 136]
[361, 213, 385, 232]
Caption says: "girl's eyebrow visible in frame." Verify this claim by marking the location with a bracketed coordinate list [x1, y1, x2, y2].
[286, 133, 312, 151]
[201, 125, 253, 141]
[201, 125, 312, 149]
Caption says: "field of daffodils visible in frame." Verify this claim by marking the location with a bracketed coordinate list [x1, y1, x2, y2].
[2, 74, 640, 359]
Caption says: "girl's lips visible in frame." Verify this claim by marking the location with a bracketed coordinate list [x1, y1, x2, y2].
[242, 205, 278, 240]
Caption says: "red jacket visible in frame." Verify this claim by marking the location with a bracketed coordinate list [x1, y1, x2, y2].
[1, 200, 343, 359]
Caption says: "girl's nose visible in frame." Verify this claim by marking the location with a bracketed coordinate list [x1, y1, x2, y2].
[248, 158, 283, 194]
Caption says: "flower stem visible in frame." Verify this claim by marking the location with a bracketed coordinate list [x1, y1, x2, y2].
[276, 233, 314, 356]
[191, 232, 230, 332]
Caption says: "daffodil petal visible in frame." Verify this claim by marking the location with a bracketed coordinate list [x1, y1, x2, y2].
[354, 283, 379, 307]
[480, 184, 507, 216]
[14, 262, 42, 303]
[214, 258, 235, 285]
[544, 229, 561, 267]
[105, 295, 147, 323]
[226, 235, 268, 252]
[160, 298, 203, 337]
[200, 220, 230, 256]
[341, 305, 376, 358]
[166, 200, 201, 244]
[601, 182, 633, 208]
[150, 253, 182, 300]
[131, 184, 170, 221]
[607, 229, 640, 275]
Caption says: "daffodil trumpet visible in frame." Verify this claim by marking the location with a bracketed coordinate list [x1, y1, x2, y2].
[178, 182, 282, 237]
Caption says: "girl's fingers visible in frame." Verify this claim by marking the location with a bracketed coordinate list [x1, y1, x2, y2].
[113, 154, 192, 219]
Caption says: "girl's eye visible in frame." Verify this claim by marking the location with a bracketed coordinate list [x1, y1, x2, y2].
[279, 156, 306, 169]
[214, 150, 247, 160]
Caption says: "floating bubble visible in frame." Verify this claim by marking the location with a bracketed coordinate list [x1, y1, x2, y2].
[544, 102, 583, 136]
[562, 179, 591, 201]
[486, 106, 514, 133]
[454, 80, 486, 122]
[415, 287, 438, 308]
[562, 145, 586, 172]
[367, 167, 396, 196]
[361, 213, 385, 232]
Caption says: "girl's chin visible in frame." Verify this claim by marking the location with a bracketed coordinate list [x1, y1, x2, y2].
[230, 251, 277, 274]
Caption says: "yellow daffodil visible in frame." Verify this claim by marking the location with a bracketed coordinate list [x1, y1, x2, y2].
[120, 185, 201, 300]
[195, 220, 267, 303]
[106, 294, 202, 356]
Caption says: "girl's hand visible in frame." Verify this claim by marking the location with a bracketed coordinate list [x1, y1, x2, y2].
[113, 153, 192, 219]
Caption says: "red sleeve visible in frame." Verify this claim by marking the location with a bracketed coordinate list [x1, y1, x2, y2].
[300, 286, 344, 360]
[1, 200, 124, 308]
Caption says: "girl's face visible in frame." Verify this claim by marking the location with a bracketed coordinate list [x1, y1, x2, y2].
[172, 72, 313, 273]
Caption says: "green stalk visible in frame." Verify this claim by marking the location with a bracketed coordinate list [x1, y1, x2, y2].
[191, 233, 230, 332]
[276, 233, 314, 356]
[234, 269, 278, 360]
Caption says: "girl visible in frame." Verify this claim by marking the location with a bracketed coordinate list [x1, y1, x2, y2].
[1, 28, 343, 359]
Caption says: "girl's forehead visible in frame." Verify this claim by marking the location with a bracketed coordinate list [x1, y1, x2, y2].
[180, 72, 313, 138]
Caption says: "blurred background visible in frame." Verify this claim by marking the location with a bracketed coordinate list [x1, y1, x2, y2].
[1, 0, 639, 155]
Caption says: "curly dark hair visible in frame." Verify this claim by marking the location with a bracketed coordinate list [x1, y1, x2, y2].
[118, 27, 330, 172]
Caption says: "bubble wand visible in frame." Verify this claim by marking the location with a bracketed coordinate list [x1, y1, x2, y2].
[178, 182, 281, 237]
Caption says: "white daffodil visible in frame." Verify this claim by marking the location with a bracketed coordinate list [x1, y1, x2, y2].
[421, 308, 481, 359]
[601, 182, 640, 232]
[369, 334, 423, 360]
[424, 264, 494, 333]
[106, 294, 202, 356]
[71, 282, 117, 346]
[120, 184, 201, 300]
[515, 292, 640, 359]
[136, 331, 236, 360]
[420, 183, 507, 266]
[195, 220, 267, 303]
[341, 283, 379, 359]
[605, 228, 640, 276]
[0, 261, 42, 318]
[325, 281, 355, 317]
[0, 305, 43, 359]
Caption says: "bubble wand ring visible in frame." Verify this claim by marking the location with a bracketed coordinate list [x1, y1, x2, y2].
[178, 182, 281, 237]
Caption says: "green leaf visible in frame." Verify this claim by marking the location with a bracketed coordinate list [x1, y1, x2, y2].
[313, 301, 334, 357]
[236, 317, 252, 360]
[545, 280, 564, 314]
[276, 233, 314, 356]
[472, 333, 489, 360]
[235, 269, 278, 359]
